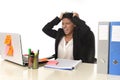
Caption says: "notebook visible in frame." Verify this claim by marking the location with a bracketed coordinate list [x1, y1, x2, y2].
[44, 58, 82, 70]
[0, 32, 31, 66]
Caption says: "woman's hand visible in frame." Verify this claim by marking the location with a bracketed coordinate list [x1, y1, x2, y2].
[59, 12, 80, 19]
[59, 12, 64, 20]
[73, 12, 79, 18]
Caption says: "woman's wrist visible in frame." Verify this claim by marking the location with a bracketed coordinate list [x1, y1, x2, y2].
[58, 16, 62, 20]
[59, 12, 64, 20]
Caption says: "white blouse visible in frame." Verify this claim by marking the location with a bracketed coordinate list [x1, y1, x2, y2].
[58, 37, 73, 60]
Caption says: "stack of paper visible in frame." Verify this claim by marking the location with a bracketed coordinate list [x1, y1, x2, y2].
[44, 59, 82, 70]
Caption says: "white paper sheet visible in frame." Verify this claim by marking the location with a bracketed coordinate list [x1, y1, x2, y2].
[112, 26, 120, 41]
[99, 25, 109, 40]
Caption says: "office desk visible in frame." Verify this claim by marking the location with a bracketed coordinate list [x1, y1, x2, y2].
[0, 58, 120, 80]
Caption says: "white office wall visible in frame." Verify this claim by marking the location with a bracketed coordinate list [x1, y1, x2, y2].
[0, 0, 120, 58]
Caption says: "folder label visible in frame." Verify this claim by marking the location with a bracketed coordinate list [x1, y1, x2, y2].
[112, 26, 120, 41]
[99, 25, 109, 40]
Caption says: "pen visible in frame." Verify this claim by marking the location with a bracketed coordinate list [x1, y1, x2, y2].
[28, 48, 34, 69]
[28, 48, 31, 56]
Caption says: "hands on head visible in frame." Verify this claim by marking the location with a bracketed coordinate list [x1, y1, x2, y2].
[59, 12, 79, 20]
[72, 12, 79, 18]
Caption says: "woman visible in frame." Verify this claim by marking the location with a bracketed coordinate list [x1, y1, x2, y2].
[42, 12, 96, 63]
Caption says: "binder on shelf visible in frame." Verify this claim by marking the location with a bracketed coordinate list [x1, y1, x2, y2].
[109, 22, 120, 75]
[97, 22, 109, 74]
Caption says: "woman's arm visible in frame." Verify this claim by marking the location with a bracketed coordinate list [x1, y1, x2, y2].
[72, 12, 91, 37]
[42, 17, 61, 38]
[72, 16, 90, 37]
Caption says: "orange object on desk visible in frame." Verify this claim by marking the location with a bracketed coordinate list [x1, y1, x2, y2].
[39, 58, 48, 62]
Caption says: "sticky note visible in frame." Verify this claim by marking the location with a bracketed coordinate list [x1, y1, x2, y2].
[4, 35, 11, 45]
[46, 60, 59, 65]
[4, 35, 14, 56]
[7, 45, 14, 56]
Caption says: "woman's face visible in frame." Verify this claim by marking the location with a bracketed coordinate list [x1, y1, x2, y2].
[62, 18, 75, 35]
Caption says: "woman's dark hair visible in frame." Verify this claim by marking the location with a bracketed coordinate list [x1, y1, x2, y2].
[62, 12, 73, 20]
[62, 12, 76, 24]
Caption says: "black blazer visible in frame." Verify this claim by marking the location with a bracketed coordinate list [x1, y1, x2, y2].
[42, 16, 96, 63]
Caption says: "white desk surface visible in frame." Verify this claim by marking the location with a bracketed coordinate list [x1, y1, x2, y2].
[0, 57, 120, 80]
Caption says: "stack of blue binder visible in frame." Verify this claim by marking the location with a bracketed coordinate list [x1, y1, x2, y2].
[109, 22, 120, 75]
[98, 22, 120, 75]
